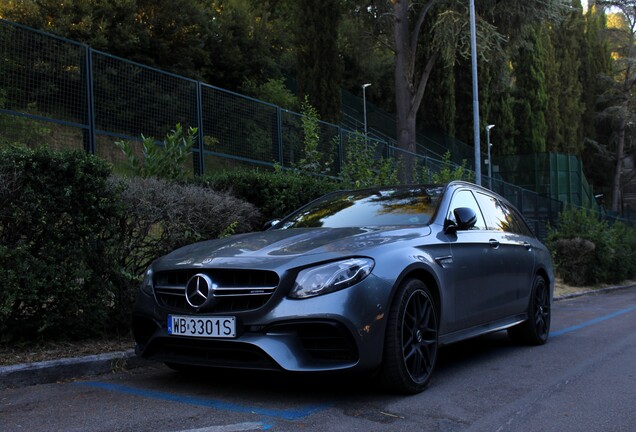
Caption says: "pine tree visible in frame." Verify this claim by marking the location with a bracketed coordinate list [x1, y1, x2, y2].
[551, 0, 586, 155]
[582, 4, 613, 142]
[543, 23, 564, 153]
[512, 25, 549, 154]
[294, 0, 343, 123]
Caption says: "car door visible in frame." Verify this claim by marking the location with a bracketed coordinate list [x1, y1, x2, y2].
[474, 192, 536, 319]
[444, 188, 497, 332]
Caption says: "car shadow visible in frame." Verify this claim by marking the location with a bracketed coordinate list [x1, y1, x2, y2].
[138, 330, 525, 401]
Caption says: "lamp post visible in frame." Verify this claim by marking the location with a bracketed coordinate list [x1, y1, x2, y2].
[362, 83, 371, 135]
[486, 124, 495, 190]
[469, 0, 481, 185]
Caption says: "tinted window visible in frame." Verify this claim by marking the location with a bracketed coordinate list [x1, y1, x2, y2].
[278, 187, 443, 229]
[448, 190, 486, 229]
[475, 192, 512, 232]
[501, 202, 534, 236]
[475, 192, 532, 236]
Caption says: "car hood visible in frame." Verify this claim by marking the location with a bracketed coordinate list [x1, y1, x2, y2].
[154, 226, 431, 270]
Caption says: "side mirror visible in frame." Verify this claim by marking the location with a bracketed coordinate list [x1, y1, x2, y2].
[263, 219, 281, 230]
[454, 207, 477, 230]
[444, 207, 477, 234]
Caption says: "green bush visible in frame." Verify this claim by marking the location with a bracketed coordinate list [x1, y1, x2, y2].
[0, 146, 261, 344]
[421, 151, 474, 184]
[0, 146, 125, 342]
[201, 168, 343, 222]
[547, 207, 636, 286]
[115, 123, 196, 181]
[340, 133, 399, 188]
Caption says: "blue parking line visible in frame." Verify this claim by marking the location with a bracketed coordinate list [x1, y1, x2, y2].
[76, 381, 329, 421]
[552, 305, 636, 337]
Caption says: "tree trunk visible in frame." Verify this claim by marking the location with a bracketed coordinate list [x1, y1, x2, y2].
[392, 0, 439, 183]
[611, 112, 626, 213]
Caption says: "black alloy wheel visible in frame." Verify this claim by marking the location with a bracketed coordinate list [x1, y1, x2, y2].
[508, 275, 551, 345]
[380, 278, 439, 394]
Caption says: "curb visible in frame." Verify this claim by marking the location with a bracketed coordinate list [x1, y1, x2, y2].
[0, 349, 148, 390]
[554, 283, 636, 301]
[2, 284, 634, 390]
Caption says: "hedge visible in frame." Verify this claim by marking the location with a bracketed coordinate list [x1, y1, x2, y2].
[200, 168, 344, 223]
[0, 147, 260, 343]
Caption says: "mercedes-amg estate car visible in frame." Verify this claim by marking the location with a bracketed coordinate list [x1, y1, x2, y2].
[133, 181, 553, 394]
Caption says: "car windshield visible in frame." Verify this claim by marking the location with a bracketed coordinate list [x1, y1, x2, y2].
[277, 186, 444, 229]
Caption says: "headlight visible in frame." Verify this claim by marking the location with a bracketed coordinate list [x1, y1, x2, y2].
[289, 258, 374, 299]
[141, 267, 154, 295]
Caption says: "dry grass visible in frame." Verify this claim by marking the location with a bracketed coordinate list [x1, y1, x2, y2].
[0, 336, 133, 366]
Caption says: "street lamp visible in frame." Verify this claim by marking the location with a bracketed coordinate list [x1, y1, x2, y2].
[486, 124, 495, 190]
[362, 83, 371, 135]
[469, 0, 481, 185]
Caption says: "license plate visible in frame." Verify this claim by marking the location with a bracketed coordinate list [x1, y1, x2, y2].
[168, 315, 236, 338]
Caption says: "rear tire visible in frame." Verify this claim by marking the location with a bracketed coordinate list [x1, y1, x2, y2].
[380, 278, 439, 394]
[508, 275, 550, 345]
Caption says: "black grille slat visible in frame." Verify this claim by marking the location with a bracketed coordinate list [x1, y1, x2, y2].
[154, 269, 279, 313]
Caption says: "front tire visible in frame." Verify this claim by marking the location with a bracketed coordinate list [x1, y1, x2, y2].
[380, 279, 439, 394]
[508, 275, 551, 345]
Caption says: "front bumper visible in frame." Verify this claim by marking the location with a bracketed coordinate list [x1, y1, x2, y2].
[133, 274, 391, 372]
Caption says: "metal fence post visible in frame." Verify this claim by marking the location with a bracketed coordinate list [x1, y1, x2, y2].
[338, 127, 344, 175]
[195, 82, 205, 176]
[277, 107, 283, 167]
[83, 46, 96, 155]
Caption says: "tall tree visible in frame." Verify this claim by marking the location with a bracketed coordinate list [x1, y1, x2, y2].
[595, 1, 636, 212]
[512, 25, 550, 154]
[360, 0, 565, 180]
[0, 0, 215, 80]
[295, 0, 343, 123]
[550, 0, 586, 155]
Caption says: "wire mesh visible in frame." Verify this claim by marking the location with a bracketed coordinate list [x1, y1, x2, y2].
[92, 52, 198, 140]
[1, 18, 610, 236]
[0, 20, 86, 125]
[203, 85, 279, 166]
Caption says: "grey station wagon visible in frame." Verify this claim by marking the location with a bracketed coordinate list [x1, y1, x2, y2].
[133, 181, 553, 394]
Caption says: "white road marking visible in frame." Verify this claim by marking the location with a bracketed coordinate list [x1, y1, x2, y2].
[176, 422, 266, 432]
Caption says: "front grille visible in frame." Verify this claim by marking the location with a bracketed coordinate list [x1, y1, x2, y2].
[297, 323, 358, 361]
[270, 322, 358, 362]
[144, 337, 280, 370]
[154, 269, 279, 313]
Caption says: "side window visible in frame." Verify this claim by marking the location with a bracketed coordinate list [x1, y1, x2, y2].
[475, 192, 532, 236]
[475, 192, 509, 232]
[448, 190, 486, 230]
[501, 202, 534, 237]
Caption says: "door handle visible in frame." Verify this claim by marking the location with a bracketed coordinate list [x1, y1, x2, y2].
[489, 239, 500, 249]
[523, 242, 532, 250]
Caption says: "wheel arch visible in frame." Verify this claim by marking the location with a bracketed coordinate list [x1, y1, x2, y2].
[392, 264, 442, 323]
[535, 267, 553, 297]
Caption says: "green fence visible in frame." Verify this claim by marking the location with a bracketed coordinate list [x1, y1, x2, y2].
[0, 18, 566, 237]
[493, 153, 602, 212]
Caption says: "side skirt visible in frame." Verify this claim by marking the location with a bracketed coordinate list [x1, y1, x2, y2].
[439, 313, 527, 346]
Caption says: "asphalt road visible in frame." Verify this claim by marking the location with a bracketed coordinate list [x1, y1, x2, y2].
[2, 288, 635, 432]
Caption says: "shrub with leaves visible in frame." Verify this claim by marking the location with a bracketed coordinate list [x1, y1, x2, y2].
[0, 146, 124, 343]
[547, 207, 636, 286]
[421, 151, 474, 184]
[294, 96, 333, 175]
[202, 168, 343, 222]
[340, 133, 399, 188]
[242, 78, 299, 110]
[115, 123, 196, 180]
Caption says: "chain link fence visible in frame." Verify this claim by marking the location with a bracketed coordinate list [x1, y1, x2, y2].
[1, 18, 567, 237]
